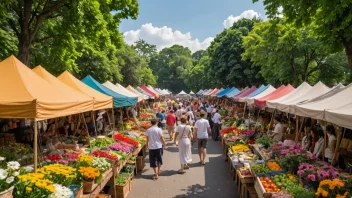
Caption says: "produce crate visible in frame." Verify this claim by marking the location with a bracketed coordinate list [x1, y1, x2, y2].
[136, 156, 145, 173]
[249, 167, 270, 178]
[254, 176, 272, 198]
[115, 179, 130, 198]
[245, 186, 258, 198]
[237, 170, 254, 198]
[266, 160, 286, 176]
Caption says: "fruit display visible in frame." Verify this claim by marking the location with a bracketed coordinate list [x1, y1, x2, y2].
[251, 163, 271, 174]
[140, 122, 152, 129]
[272, 174, 297, 190]
[239, 167, 252, 177]
[231, 144, 250, 152]
[259, 177, 280, 192]
[267, 161, 283, 171]
[139, 112, 154, 120]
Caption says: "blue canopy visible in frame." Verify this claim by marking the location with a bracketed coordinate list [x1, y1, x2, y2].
[199, 89, 208, 95]
[246, 85, 268, 98]
[225, 87, 240, 97]
[82, 75, 137, 107]
[216, 87, 232, 97]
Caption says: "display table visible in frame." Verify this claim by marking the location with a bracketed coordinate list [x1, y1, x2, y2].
[81, 169, 113, 198]
[236, 170, 255, 198]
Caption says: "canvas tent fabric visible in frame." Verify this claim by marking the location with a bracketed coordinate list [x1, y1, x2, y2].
[211, 88, 222, 96]
[114, 83, 140, 99]
[178, 90, 188, 95]
[126, 85, 148, 101]
[136, 86, 154, 98]
[216, 88, 231, 97]
[189, 91, 195, 95]
[147, 85, 160, 97]
[246, 85, 276, 105]
[225, 88, 241, 97]
[325, 103, 352, 129]
[140, 85, 158, 98]
[234, 86, 257, 101]
[294, 83, 352, 120]
[238, 85, 266, 102]
[255, 84, 295, 108]
[207, 88, 219, 96]
[82, 75, 134, 107]
[57, 71, 113, 110]
[103, 81, 138, 106]
[266, 82, 312, 110]
[297, 83, 345, 105]
[203, 89, 213, 95]
[0, 56, 92, 119]
[276, 82, 331, 114]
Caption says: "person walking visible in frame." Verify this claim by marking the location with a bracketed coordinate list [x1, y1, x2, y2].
[212, 109, 221, 141]
[166, 110, 176, 142]
[175, 116, 193, 174]
[146, 119, 167, 180]
[156, 110, 166, 129]
[194, 111, 211, 166]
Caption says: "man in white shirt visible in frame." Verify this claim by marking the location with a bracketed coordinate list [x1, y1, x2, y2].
[206, 105, 213, 119]
[194, 111, 211, 166]
[271, 115, 284, 142]
[146, 119, 167, 180]
[212, 109, 221, 141]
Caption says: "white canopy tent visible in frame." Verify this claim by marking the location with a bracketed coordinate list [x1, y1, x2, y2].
[111, 82, 143, 102]
[189, 91, 195, 95]
[246, 85, 276, 105]
[294, 83, 352, 120]
[266, 82, 312, 111]
[178, 90, 188, 95]
[325, 103, 352, 129]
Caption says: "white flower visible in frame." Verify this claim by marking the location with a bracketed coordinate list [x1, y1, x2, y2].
[0, 156, 5, 161]
[0, 169, 8, 179]
[50, 184, 72, 198]
[5, 176, 14, 184]
[23, 166, 33, 173]
[7, 161, 20, 170]
[13, 171, 19, 176]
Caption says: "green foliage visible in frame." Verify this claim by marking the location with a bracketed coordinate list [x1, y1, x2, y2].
[255, 0, 352, 77]
[207, 18, 265, 88]
[242, 20, 347, 86]
[149, 45, 193, 93]
[132, 39, 157, 60]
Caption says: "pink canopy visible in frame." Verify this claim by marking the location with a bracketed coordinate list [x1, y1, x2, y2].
[233, 86, 257, 101]
[255, 84, 295, 108]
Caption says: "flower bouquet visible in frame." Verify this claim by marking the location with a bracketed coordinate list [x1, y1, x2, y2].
[0, 160, 21, 198]
[15, 173, 56, 198]
[78, 166, 100, 193]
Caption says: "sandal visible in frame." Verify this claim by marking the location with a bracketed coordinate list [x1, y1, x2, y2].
[184, 164, 190, 170]
[152, 175, 158, 180]
[178, 170, 186, 174]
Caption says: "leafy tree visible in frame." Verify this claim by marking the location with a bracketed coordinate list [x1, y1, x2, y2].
[184, 55, 211, 91]
[242, 20, 346, 86]
[149, 45, 193, 93]
[192, 50, 208, 65]
[0, 0, 138, 69]
[207, 18, 265, 88]
[132, 39, 157, 59]
[254, 0, 352, 77]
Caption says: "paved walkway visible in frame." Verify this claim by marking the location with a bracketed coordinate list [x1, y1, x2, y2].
[128, 130, 238, 198]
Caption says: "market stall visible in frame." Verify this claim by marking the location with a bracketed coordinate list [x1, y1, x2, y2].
[126, 85, 149, 101]
[254, 85, 295, 108]
[238, 84, 267, 102]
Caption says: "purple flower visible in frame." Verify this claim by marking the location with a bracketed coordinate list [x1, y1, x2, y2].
[297, 170, 305, 176]
[299, 163, 307, 170]
[317, 170, 329, 179]
[329, 169, 338, 179]
[280, 149, 289, 156]
[307, 153, 317, 160]
[293, 149, 302, 154]
[307, 174, 316, 181]
[108, 143, 132, 153]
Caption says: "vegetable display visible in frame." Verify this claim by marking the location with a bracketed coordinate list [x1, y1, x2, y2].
[251, 163, 271, 174]
[91, 137, 114, 149]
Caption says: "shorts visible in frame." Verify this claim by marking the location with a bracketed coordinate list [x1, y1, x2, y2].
[197, 139, 208, 149]
[149, 148, 163, 168]
[167, 126, 175, 133]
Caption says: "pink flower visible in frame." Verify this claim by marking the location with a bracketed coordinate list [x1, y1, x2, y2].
[307, 153, 317, 160]
[297, 170, 304, 176]
[317, 170, 330, 179]
[307, 174, 316, 181]
[293, 149, 302, 154]
[280, 149, 289, 155]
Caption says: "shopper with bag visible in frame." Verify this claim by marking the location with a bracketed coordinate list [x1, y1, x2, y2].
[175, 116, 193, 174]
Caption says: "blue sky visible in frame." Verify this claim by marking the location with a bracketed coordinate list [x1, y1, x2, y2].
[120, 0, 266, 52]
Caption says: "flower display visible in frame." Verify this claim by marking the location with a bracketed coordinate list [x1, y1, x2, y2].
[92, 157, 111, 173]
[0, 159, 21, 192]
[37, 164, 77, 187]
[315, 179, 349, 198]
[78, 167, 100, 181]
[50, 184, 72, 198]
[108, 143, 132, 153]
[77, 154, 94, 166]
[15, 173, 56, 197]
[92, 150, 118, 162]
[114, 133, 139, 147]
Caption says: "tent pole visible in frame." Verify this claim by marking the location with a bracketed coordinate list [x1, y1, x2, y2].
[332, 128, 346, 165]
[92, 111, 97, 136]
[295, 116, 299, 142]
[112, 108, 115, 130]
[81, 113, 92, 153]
[269, 109, 276, 130]
[34, 119, 38, 173]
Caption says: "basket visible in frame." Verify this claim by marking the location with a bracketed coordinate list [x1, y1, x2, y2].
[0, 186, 14, 198]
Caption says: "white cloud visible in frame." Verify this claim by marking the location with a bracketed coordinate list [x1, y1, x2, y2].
[223, 10, 259, 28]
[123, 23, 214, 53]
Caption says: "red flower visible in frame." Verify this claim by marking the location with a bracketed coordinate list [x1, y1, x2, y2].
[114, 133, 139, 147]
[92, 150, 119, 162]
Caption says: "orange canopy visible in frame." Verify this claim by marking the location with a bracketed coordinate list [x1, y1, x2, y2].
[58, 71, 113, 110]
[0, 56, 94, 119]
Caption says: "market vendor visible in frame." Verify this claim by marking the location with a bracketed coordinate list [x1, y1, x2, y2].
[271, 115, 283, 142]
[312, 127, 324, 158]
[324, 125, 337, 163]
[58, 122, 73, 137]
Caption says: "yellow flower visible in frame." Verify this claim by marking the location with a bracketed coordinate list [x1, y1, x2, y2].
[26, 187, 32, 192]
[321, 190, 329, 197]
[332, 179, 344, 188]
[315, 187, 322, 196]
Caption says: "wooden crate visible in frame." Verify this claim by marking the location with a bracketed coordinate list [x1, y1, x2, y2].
[236, 170, 254, 198]
[246, 186, 258, 198]
[115, 179, 130, 198]
[136, 156, 145, 172]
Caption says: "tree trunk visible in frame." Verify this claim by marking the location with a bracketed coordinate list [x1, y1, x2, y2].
[17, 33, 31, 66]
[344, 40, 352, 74]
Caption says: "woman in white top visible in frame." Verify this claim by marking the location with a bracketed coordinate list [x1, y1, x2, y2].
[324, 125, 337, 162]
[271, 115, 284, 142]
[186, 108, 195, 126]
[313, 129, 325, 157]
[175, 116, 193, 174]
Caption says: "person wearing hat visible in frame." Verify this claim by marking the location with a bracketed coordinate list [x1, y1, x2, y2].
[271, 115, 284, 142]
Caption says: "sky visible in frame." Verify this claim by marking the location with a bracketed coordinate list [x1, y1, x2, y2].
[120, 0, 266, 53]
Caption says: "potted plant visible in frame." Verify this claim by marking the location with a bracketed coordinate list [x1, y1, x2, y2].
[0, 158, 21, 198]
[78, 166, 100, 193]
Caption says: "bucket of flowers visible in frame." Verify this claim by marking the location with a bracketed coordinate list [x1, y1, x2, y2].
[0, 157, 20, 198]
[78, 166, 100, 193]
